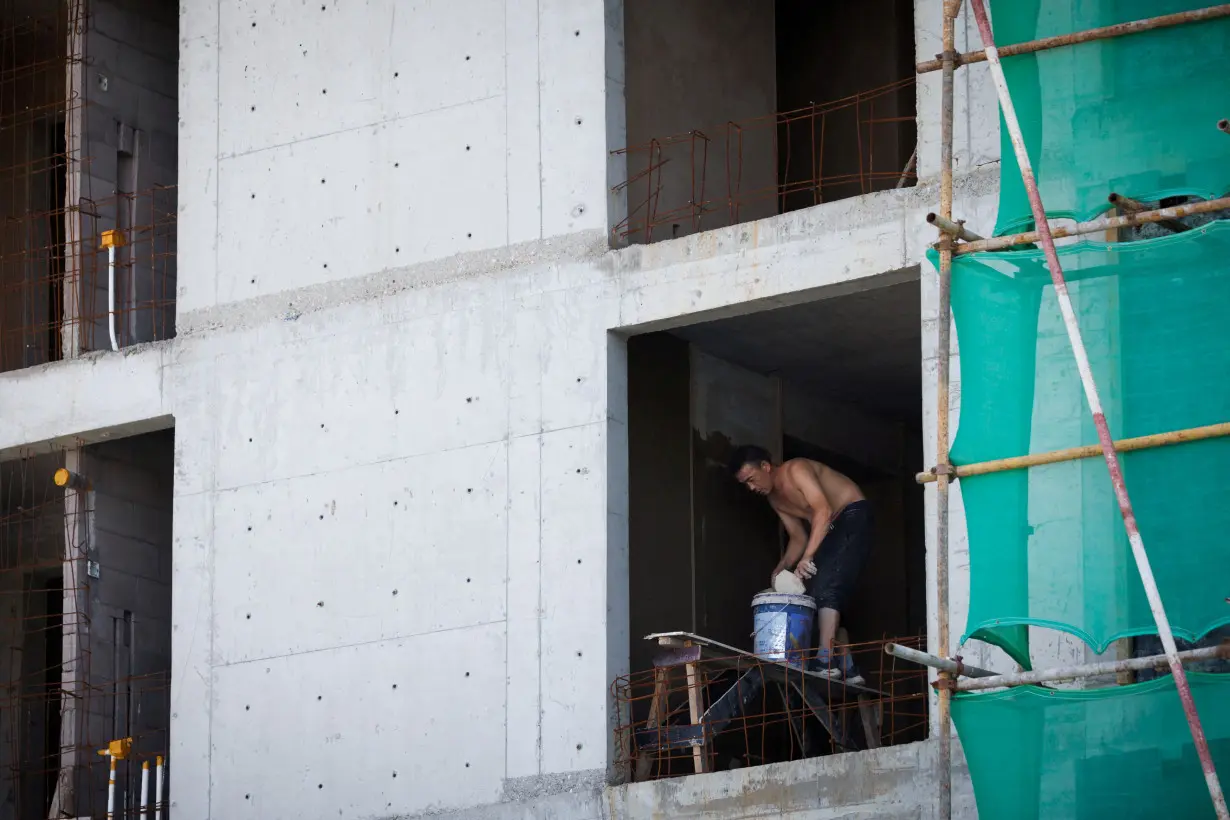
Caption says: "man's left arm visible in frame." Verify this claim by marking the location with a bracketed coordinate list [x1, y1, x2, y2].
[790, 463, 832, 580]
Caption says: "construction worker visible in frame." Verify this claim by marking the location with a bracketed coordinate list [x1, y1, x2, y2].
[729, 444, 872, 683]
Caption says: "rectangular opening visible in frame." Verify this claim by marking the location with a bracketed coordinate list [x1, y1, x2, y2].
[617, 273, 927, 779]
[0, 0, 178, 373]
[0, 428, 173, 817]
[615, 0, 916, 244]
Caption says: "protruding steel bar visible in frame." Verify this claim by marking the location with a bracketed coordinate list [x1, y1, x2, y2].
[1108, 193, 1189, 233]
[915, 421, 1230, 484]
[968, 2, 1229, 816]
[935, 4, 962, 819]
[896, 147, 917, 189]
[955, 644, 1230, 691]
[954, 195, 1230, 254]
[885, 642, 998, 678]
[927, 212, 984, 242]
[918, 5, 1230, 73]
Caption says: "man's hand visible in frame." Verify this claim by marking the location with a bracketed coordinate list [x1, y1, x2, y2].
[794, 559, 817, 581]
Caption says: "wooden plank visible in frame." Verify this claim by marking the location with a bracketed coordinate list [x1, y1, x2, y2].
[634, 668, 669, 782]
[653, 645, 702, 668]
[858, 695, 882, 750]
[685, 660, 707, 773]
[646, 631, 887, 698]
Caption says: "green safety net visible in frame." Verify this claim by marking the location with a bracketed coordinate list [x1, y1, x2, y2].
[927, 220, 1230, 668]
[952, 672, 1230, 819]
[990, 0, 1230, 236]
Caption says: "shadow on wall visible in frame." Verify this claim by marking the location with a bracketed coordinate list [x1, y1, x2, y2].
[693, 428, 780, 652]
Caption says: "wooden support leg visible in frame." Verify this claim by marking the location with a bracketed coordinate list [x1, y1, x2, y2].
[685, 660, 708, 773]
[634, 668, 669, 782]
[858, 695, 882, 749]
[780, 682, 808, 758]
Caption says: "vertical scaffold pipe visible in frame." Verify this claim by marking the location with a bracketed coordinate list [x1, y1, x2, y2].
[935, 3, 962, 820]
[966, 2, 1229, 817]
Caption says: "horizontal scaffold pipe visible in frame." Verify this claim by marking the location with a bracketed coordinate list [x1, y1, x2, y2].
[917, 422, 1230, 484]
[954, 645, 1229, 691]
[950, 196, 1230, 255]
[884, 642, 999, 678]
[917, 5, 1230, 74]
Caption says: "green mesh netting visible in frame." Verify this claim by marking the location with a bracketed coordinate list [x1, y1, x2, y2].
[953, 672, 1230, 819]
[926, 221, 1230, 668]
[990, 0, 1230, 236]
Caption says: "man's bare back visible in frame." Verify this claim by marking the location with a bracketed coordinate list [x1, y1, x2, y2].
[729, 445, 873, 680]
[768, 458, 864, 526]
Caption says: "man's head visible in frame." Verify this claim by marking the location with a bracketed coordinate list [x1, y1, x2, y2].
[729, 444, 775, 495]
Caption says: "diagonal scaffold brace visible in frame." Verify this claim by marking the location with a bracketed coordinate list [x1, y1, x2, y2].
[966, 1, 1229, 817]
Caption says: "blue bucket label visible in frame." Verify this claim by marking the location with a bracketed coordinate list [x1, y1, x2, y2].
[752, 599, 814, 666]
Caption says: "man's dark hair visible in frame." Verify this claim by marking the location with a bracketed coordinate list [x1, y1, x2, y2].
[728, 444, 773, 477]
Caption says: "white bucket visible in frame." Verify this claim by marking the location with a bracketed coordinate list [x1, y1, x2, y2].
[751, 592, 816, 665]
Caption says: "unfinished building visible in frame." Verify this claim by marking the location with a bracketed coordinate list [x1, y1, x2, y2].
[0, 0, 1226, 818]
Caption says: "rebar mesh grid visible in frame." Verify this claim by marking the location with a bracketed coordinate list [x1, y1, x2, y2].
[0, 0, 177, 374]
[611, 78, 917, 244]
[0, 447, 170, 819]
[612, 635, 929, 782]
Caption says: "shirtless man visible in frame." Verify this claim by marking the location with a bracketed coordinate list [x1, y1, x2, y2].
[729, 444, 873, 682]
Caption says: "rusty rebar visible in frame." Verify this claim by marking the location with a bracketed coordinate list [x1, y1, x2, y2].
[612, 636, 931, 781]
[918, 4, 1230, 73]
[609, 78, 916, 243]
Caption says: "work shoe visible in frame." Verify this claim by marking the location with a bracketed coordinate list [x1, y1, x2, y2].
[811, 648, 865, 686]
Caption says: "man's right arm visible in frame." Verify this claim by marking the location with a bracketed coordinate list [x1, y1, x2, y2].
[772, 506, 808, 581]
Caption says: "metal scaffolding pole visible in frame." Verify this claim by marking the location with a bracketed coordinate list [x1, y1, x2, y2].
[915, 421, 1230, 483]
[917, 5, 1230, 73]
[952, 195, 1230, 255]
[956, 645, 1230, 692]
[933, 3, 961, 819]
[884, 643, 999, 679]
[966, 1, 1229, 816]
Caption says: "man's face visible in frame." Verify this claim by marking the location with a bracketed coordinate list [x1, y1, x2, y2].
[735, 461, 774, 495]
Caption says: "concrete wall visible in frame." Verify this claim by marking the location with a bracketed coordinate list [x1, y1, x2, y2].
[0, 0, 1013, 815]
[609, 739, 976, 820]
[81, 0, 179, 350]
[178, 0, 623, 313]
[622, 0, 777, 243]
[0, 177, 994, 817]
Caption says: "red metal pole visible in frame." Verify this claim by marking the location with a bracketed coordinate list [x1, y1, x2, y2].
[966, 2, 1229, 817]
